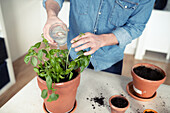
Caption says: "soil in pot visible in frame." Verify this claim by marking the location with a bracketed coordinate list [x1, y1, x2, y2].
[144, 111, 154, 113]
[111, 97, 128, 108]
[133, 66, 164, 81]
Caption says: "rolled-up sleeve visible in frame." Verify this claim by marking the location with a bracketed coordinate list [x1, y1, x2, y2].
[112, 0, 155, 48]
[43, 0, 64, 9]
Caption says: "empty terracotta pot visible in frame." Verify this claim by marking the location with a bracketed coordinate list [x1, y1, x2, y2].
[143, 109, 158, 113]
[109, 95, 129, 113]
[37, 69, 80, 113]
[131, 63, 166, 98]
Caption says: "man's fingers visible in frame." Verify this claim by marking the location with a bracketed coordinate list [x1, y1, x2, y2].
[43, 24, 54, 43]
[71, 37, 90, 48]
[70, 35, 80, 43]
[71, 34, 87, 43]
[71, 32, 92, 43]
[84, 49, 95, 56]
[75, 42, 91, 52]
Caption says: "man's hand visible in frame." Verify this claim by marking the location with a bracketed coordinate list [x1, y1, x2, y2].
[43, 16, 67, 46]
[43, 0, 67, 46]
[71, 32, 119, 56]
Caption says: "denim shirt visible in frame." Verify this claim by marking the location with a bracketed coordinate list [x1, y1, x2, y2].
[43, 0, 155, 71]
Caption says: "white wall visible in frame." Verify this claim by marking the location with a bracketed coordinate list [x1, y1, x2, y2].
[135, 10, 170, 60]
[1, 0, 43, 61]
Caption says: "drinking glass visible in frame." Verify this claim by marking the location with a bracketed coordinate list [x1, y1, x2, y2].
[49, 23, 68, 49]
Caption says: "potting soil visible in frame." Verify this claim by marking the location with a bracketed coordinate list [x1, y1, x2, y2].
[134, 66, 164, 81]
[111, 97, 128, 108]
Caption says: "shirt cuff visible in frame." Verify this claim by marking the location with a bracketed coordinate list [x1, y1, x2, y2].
[43, 0, 63, 9]
[112, 27, 132, 48]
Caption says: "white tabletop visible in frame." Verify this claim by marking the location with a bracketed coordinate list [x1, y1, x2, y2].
[0, 69, 170, 113]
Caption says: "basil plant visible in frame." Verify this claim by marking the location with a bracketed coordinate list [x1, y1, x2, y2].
[24, 34, 91, 102]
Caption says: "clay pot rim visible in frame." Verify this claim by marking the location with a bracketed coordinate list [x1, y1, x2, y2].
[143, 109, 158, 113]
[131, 63, 166, 83]
[109, 95, 129, 111]
[37, 68, 80, 87]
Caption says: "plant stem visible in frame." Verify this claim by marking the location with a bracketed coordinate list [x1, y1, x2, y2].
[66, 47, 72, 70]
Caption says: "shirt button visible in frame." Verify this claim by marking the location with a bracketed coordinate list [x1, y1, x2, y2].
[98, 12, 101, 15]
[91, 56, 93, 58]
[94, 29, 97, 32]
[124, 6, 127, 8]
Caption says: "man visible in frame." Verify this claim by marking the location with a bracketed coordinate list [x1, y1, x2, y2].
[43, 0, 155, 75]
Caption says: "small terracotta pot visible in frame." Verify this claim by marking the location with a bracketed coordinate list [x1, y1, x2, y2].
[109, 95, 129, 113]
[131, 63, 166, 98]
[37, 68, 80, 113]
[143, 109, 158, 113]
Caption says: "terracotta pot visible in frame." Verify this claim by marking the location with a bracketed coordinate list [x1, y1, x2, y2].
[143, 109, 158, 113]
[109, 95, 129, 113]
[37, 69, 80, 113]
[131, 63, 166, 98]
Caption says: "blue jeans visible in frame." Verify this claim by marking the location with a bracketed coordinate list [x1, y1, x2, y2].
[88, 60, 123, 75]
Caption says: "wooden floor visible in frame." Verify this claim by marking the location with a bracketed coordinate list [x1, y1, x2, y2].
[0, 54, 170, 108]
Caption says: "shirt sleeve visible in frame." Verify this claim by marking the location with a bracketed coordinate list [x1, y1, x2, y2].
[43, 0, 64, 9]
[112, 0, 155, 48]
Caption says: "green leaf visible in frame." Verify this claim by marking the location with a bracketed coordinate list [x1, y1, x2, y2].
[33, 67, 39, 73]
[59, 75, 65, 79]
[38, 49, 43, 61]
[46, 76, 52, 90]
[60, 71, 65, 75]
[74, 61, 80, 70]
[47, 93, 59, 102]
[52, 73, 57, 79]
[50, 59, 56, 67]
[42, 49, 50, 58]
[61, 52, 66, 58]
[65, 69, 71, 75]
[56, 76, 60, 83]
[42, 37, 49, 48]
[29, 50, 37, 56]
[80, 65, 85, 73]
[84, 57, 89, 67]
[69, 72, 73, 80]
[38, 63, 43, 69]
[68, 61, 76, 69]
[64, 49, 69, 54]
[31, 57, 37, 66]
[47, 97, 52, 102]
[28, 46, 34, 53]
[80, 59, 85, 66]
[49, 49, 56, 55]
[44, 61, 48, 67]
[39, 73, 46, 77]
[52, 88, 57, 92]
[55, 63, 63, 73]
[24, 54, 31, 64]
[55, 57, 63, 63]
[34, 42, 41, 49]
[77, 50, 84, 56]
[88, 55, 91, 60]
[41, 89, 48, 99]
